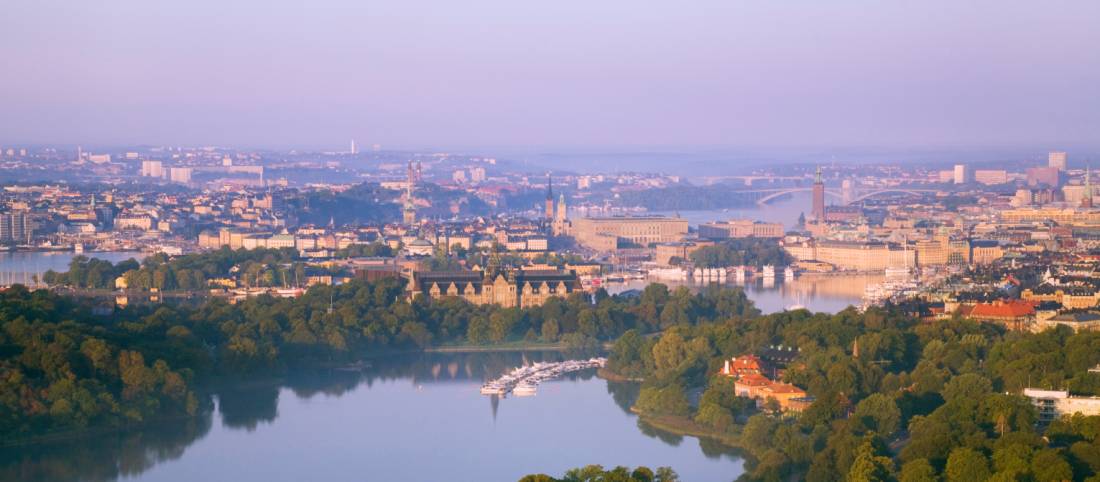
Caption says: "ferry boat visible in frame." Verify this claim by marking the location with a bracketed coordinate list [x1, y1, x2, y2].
[884, 266, 910, 280]
[513, 382, 537, 396]
[648, 267, 687, 281]
[480, 384, 506, 395]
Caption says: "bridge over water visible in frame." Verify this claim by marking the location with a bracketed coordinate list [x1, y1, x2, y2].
[740, 187, 939, 205]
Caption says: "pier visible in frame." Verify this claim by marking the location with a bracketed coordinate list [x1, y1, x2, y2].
[480, 358, 606, 397]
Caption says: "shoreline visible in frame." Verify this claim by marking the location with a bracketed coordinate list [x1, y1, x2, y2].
[2, 345, 610, 448]
[632, 409, 745, 450]
[596, 367, 645, 382]
[596, 367, 746, 452]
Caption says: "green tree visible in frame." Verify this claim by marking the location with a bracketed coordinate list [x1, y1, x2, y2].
[945, 447, 991, 482]
[847, 437, 895, 482]
[853, 393, 901, 436]
[898, 459, 937, 482]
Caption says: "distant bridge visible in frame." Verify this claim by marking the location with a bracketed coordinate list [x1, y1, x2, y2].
[745, 187, 938, 206]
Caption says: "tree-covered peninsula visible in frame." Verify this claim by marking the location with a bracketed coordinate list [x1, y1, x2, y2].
[0, 277, 755, 442]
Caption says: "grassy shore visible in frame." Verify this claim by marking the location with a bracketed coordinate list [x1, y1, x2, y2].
[632, 408, 745, 449]
[596, 367, 645, 382]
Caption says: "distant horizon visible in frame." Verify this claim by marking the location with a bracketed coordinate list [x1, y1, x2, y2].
[3, 0, 1098, 150]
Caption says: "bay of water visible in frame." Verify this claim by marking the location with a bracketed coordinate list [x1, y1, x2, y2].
[644, 191, 876, 313]
[0, 353, 744, 482]
[0, 251, 143, 284]
[609, 273, 880, 314]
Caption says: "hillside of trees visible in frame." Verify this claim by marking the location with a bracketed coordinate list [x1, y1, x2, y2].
[0, 279, 755, 442]
[605, 306, 1100, 481]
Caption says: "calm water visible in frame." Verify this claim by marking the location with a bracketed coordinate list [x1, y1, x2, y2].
[0, 251, 143, 285]
[0, 353, 744, 482]
[644, 192, 875, 313]
[609, 273, 880, 314]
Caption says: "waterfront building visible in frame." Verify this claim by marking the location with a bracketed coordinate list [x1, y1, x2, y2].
[698, 219, 784, 239]
[570, 216, 688, 251]
[784, 239, 914, 272]
[0, 212, 32, 243]
[406, 268, 581, 308]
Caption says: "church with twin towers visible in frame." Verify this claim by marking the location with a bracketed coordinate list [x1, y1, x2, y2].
[544, 174, 570, 236]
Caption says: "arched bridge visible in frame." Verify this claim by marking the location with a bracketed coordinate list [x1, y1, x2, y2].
[748, 187, 938, 205]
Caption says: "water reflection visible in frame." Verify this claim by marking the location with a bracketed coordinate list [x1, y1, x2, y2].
[0, 413, 213, 482]
[0, 352, 743, 482]
[217, 385, 279, 432]
[611, 273, 881, 314]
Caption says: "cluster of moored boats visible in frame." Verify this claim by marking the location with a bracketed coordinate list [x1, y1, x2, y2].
[479, 358, 607, 397]
[646, 265, 796, 282]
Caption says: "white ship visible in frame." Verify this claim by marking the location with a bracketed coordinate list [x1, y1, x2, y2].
[762, 265, 776, 278]
[648, 267, 687, 281]
[884, 266, 910, 281]
[784, 266, 795, 280]
[513, 382, 537, 396]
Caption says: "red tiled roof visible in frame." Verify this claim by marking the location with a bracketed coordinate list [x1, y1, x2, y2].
[969, 300, 1035, 319]
[735, 373, 771, 387]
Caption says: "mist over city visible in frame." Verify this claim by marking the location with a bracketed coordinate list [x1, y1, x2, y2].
[1, 2, 1099, 482]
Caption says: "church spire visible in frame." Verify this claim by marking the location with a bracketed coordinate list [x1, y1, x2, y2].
[544, 173, 555, 220]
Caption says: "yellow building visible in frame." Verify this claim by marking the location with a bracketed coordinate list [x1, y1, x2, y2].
[570, 216, 688, 251]
[1001, 208, 1100, 225]
[1022, 287, 1100, 309]
[784, 240, 914, 272]
[407, 268, 581, 308]
[699, 220, 784, 239]
[915, 236, 971, 266]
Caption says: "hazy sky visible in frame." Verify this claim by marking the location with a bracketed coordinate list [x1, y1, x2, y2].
[2, 0, 1098, 150]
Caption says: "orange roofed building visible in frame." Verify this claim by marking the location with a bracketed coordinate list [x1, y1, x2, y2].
[722, 355, 812, 413]
[965, 299, 1036, 331]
